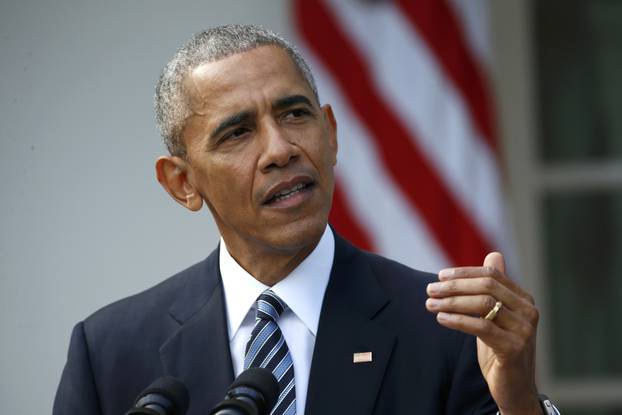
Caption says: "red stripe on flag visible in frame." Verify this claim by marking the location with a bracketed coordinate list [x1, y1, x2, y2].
[329, 180, 376, 252]
[396, 0, 498, 152]
[294, 0, 491, 265]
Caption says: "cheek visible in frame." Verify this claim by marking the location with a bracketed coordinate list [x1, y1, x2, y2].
[294, 130, 325, 160]
[310, 138, 336, 174]
[202, 161, 255, 207]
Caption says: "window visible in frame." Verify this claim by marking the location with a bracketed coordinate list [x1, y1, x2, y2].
[531, 0, 622, 413]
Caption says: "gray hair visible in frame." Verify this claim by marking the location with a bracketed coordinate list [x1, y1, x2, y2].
[154, 24, 319, 158]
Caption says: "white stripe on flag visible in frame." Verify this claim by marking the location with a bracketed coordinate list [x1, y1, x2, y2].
[303, 49, 449, 272]
[447, 0, 493, 68]
[324, 0, 507, 250]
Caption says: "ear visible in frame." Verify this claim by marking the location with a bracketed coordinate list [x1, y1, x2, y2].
[322, 104, 338, 166]
[155, 156, 204, 212]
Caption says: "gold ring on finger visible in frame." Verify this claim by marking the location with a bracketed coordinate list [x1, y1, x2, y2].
[484, 301, 503, 321]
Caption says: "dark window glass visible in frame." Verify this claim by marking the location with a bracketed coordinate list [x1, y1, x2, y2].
[535, 0, 622, 161]
[544, 191, 622, 378]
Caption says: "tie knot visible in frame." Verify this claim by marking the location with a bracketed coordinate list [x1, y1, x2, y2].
[256, 289, 286, 322]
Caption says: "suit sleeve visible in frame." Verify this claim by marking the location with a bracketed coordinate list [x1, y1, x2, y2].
[53, 322, 103, 415]
[445, 334, 498, 415]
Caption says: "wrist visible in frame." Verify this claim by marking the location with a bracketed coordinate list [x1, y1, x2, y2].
[498, 396, 543, 415]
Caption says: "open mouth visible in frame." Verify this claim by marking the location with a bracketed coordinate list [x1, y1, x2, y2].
[264, 181, 315, 205]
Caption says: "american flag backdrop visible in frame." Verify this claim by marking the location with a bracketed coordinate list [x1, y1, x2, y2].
[292, 0, 514, 272]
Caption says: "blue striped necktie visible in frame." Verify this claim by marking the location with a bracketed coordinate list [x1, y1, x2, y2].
[244, 289, 296, 415]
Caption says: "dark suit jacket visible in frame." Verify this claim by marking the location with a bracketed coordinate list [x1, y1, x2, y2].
[54, 234, 498, 414]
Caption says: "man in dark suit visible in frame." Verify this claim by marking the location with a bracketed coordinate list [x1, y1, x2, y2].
[54, 25, 549, 415]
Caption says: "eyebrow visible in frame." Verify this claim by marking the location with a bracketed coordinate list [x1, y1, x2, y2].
[209, 95, 315, 141]
[273, 94, 314, 111]
[210, 110, 254, 141]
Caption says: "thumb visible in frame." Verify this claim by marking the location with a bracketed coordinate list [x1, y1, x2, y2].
[483, 252, 506, 274]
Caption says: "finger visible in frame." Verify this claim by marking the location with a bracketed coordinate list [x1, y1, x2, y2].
[427, 294, 498, 316]
[436, 312, 524, 355]
[427, 277, 533, 319]
[484, 252, 530, 301]
[426, 295, 529, 333]
[438, 264, 532, 304]
[484, 251, 505, 274]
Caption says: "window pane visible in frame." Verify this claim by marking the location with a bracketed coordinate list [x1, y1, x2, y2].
[535, 0, 622, 161]
[544, 191, 622, 378]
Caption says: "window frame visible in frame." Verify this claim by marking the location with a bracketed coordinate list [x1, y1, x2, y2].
[489, 0, 622, 408]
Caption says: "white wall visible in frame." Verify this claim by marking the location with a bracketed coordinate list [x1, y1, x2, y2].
[0, 1, 290, 413]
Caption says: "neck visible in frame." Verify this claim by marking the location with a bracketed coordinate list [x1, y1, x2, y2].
[222, 232, 323, 286]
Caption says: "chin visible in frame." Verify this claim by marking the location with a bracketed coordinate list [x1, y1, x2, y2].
[261, 214, 328, 253]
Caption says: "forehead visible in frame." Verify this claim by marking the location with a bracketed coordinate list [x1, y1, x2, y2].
[183, 46, 313, 116]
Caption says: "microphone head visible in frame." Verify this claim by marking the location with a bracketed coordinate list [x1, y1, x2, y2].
[134, 376, 190, 415]
[229, 367, 279, 413]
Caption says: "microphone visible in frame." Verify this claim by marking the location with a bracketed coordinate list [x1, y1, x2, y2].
[125, 376, 190, 415]
[209, 367, 279, 415]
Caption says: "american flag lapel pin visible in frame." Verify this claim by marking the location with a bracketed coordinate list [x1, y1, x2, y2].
[353, 352, 373, 363]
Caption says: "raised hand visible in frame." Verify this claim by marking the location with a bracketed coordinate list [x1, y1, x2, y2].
[426, 252, 542, 415]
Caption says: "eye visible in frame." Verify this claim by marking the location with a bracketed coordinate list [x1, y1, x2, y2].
[283, 108, 311, 120]
[222, 127, 250, 142]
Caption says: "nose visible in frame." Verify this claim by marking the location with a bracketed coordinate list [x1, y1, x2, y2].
[258, 122, 299, 172]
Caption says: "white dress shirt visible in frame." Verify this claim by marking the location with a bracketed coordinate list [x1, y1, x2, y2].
[219, 226, 335, 415]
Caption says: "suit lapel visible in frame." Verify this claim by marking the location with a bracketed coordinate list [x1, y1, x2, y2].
[160, 246, 234, 414]
[305, 235, 396, 415]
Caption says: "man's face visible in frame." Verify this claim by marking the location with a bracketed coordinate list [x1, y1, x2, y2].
[180, 46, 337, 255]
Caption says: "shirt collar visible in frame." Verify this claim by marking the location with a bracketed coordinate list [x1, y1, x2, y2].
[219, 226, 335, 341]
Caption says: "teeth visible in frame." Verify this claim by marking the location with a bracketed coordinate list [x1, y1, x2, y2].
[273, 183, 307, 201]
[274, 183, 305, 198]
